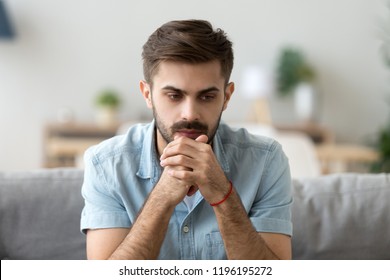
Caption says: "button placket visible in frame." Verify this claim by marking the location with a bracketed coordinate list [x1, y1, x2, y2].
[180, 217, 195, 259]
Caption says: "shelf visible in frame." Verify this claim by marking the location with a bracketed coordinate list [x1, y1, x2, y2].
[43, 122, 121, 168]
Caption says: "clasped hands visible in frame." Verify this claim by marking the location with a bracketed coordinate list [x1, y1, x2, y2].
[158, 135, 230, 206]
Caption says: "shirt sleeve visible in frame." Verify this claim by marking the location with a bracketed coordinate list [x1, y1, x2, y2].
[249, 141, 293, 236]
[80, 147, 131, 234]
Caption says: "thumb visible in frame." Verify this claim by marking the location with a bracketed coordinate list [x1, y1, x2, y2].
[195, 134, 208, 143]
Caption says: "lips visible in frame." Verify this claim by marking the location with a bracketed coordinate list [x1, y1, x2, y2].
[171, 121, 208, 140]
[176, 130, 203, 139]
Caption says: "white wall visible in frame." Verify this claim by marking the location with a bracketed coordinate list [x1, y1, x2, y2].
[0, 0, 388, 171]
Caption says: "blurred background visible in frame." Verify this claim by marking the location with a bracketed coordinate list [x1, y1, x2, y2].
[0, 0, 389, 174]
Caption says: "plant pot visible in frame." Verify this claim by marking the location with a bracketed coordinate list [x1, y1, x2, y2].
[294, 82, 316, 122]
[96, 107, 118, 126]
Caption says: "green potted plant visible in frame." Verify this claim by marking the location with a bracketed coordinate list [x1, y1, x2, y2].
[371, 126, 390, 172]
[371, 3, 390, 172]
[276, 47, 315, 95]
[275, 47, 317, 122]
[95, 89, 121, 126]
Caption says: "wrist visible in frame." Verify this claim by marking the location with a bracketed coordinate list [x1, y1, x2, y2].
[152, 176, 188, 209]
[149, 186, 177, 212]
[210, 181, 234, 207]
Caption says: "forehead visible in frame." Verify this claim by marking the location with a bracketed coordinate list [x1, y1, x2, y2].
[151, 60, 225, 89]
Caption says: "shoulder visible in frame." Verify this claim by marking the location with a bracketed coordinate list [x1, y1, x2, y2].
[217, 122, 282, 153]
[84, 122, 152, 164]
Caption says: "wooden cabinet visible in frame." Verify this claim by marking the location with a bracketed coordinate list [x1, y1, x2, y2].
[43, 122, 121, 168]
[274, 121, 379, 173]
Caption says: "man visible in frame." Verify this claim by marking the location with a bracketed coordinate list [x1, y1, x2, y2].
[81, 19, 292, 260]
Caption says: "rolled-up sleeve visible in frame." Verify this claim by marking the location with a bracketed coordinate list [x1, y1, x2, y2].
[249, 141, 293, 236]
[80, 147, 131, 234]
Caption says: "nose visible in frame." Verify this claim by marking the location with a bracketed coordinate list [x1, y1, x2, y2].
[180, 99, 200, 121]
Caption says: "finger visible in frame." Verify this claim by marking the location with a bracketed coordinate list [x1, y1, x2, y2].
[160, 137, 185, 160]
[160, 154, 195, 169]
[160, 137, 201, 160]
[195, 134, 208, 143]
[167, 168, 194, 182]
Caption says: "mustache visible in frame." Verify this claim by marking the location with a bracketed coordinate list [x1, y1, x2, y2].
[171, 120, 208, 133]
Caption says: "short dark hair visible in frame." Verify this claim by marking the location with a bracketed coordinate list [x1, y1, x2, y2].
[142, 19, 234, 85]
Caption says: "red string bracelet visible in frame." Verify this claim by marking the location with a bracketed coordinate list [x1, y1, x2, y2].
[210, 181, 233, 207]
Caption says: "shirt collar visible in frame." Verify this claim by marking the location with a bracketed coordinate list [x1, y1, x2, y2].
[136, 120, 159, 181]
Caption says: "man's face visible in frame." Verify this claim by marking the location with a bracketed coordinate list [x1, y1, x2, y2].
[141, 60, 234, 152]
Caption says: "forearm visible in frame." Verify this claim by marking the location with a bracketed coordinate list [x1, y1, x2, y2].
[109, 190, 174, 260]
[213, 188, 280, 260]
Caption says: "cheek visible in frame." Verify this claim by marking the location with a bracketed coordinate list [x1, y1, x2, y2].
[153, 102, 177, 123]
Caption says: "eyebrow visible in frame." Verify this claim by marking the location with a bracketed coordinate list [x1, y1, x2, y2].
[161, 85, 221, 95]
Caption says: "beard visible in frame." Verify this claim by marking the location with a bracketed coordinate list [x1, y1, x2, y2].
[152, 107, 222, 145]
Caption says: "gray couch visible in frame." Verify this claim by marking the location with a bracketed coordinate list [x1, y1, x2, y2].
[0, 168, 389, 260]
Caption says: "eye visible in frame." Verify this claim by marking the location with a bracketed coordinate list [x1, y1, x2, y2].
[199, 93, 216, 101]
[167, 93, 182, 101]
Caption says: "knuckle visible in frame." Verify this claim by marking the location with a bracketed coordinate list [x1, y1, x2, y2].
[178, 154, 186, 163]
[178, 142, 187, 150]
[202, 145, 212, 153]
[181, 172, 192, 180]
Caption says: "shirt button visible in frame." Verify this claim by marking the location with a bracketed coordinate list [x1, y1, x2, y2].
[183, 225, 189, 233]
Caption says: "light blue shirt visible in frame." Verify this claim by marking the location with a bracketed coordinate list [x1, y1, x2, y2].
[80, 121, 293, 260]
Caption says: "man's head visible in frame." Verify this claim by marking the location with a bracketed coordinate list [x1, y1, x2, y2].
[142, 19, 234, 85]
[140, 20, 235, 153]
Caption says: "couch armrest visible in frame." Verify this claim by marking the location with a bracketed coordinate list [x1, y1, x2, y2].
[292, 173, 390, 259]
[0, 168, 86, 260]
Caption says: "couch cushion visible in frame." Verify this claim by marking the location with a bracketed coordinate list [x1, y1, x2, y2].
[292, 173, 390, 259]
[0, 168, 86, 260]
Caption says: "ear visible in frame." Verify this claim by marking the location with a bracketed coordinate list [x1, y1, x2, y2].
[140, 80, 153, 109]
[222, 82, 234, 111]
